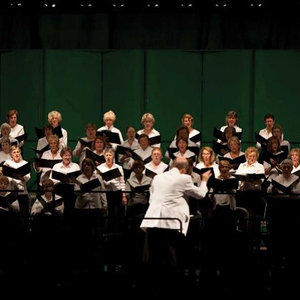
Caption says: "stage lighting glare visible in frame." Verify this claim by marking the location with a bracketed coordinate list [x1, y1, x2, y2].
[180, 3, 193, 8]
[249, 2, 263, 7]
[41, 1, 58, 10]
[215, 3, 227, 7]
[111, 0, 126, 8]
[146, 3, 159, 8]
[80, 3, 93, 8]
[44, 3, 56, 8]
[10, 1, 23, 7]
[213, 0, 229, 9]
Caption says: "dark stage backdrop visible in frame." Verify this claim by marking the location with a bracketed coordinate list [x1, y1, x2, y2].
[1, 49, 300, 186]
[0, 9, 300, 49]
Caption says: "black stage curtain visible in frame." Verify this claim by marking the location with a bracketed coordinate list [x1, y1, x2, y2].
[0, 9, 300, 49]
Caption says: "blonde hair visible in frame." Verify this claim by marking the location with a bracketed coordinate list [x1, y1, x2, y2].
[10, 145, 21, 154]
[290, 148, 300, 158]
[104, 148, 115, 157]
[245, 146, 258, 159]
[228, 136, 240, 147]
[0, 123, 11, 132]
[198, 146, 216, 164]
[0, 137, 11, 146]
[48, 110, 62, 123]
[103, 110, 116, 122]
[47, 134, 59, 144]
[141, 113, 155, 126]
[10, 145, 22, 161]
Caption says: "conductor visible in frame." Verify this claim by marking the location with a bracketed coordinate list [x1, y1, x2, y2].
[140, 157, 211, 293]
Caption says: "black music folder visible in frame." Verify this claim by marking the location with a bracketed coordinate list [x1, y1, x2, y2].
[212, 140, 230, 156]
[188, 146, 200, 156]
[2, 162, 31, 179]
[36, 193, 63, 212]
[264, 150, 286, 165]
[52, 125, 63, 138]
[54, 183, 75, 198]
[51, 170, 81, 183]
[167, 147, 177, 154]
[214, 127, 242, 141]
[219, 155, 246, 168]
[10, 140, 18, 147]
[190, 132, 202, 144]
[131, 184, 151, 193]
[293, 169, 300, 177]
[96, 130, 121, 144]
[193, 167, 215, 177]
[167, 148, 176, 160]
[15, 132, 28, 143]
[32, 144, 50, 155]
[149, 135, 161, 146]
[208, 177, 239, 192]
[99, 167, 122, 181]
[271, 177, 300, 194]
[85, 148, 105, 164]
[78, 138, 93, 149]
[213, 128, 226, 142]
[116, 145, 142, 161]
[0, 193, 18, 208]
[255, 132, 268, 147]
[80, 178, 101, 193]
[35, 127, 45, 139]
[34, 158, 62, 168]
[233, 173, 265, 181]
[187, 154, 197, 163]
[280, 145, 289, 157]
[35, 126, 63, 139]
[145, 168, 158, 179]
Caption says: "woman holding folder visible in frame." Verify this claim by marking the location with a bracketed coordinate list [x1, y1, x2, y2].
[48, 110, 68, 148]
[97, 110, 124, 150]
[7, 109, 26, 148]
[137, 113, 161, 148]
[0, 137, 12, 167]
[97, 149, 126, 206]
[50, 147, 81, 185]
[49, 147, 81, 214]
[181, 113, 202, 147]
[97, 149, 126, 225]
[34, 134, 62, 185]
[195, 146, 220, 179]
[75, 158, 107, 210]
[72, 122, 97, 164]
[83, 135, 107, 167]
[223, 136, 245, 171]
[3, 145, 31, 216]
[118, 126, 140, 180]
[97, 148, 127, 270]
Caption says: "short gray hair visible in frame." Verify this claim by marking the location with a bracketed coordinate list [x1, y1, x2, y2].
[173, 157, 189, 172]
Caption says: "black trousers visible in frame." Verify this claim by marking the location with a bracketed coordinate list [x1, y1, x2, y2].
[144, 228, 183, 273]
